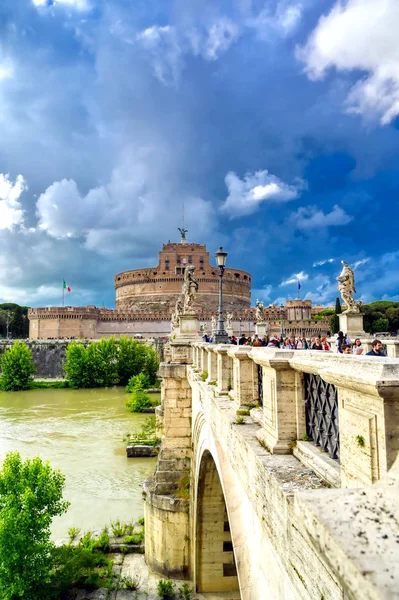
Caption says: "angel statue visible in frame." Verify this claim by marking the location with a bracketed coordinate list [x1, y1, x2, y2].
[178, 227, 188, 243]
[337, 261, 361, 313]
[226, 312, 233, 330]
[182, 265, 199, 313]
[171, 297, 183, 331]
[211, 315, 217, 332]
[255, 299, 265, 323]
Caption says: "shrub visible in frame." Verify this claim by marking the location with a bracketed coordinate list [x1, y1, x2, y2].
[51, 544, 113, 595]
[0, 451, 69, 599]
[125, 387, 152, 412]
[158, 579, 176, 599]
[126, 372, 150, 393]
[0, 341, 36, 391]
[125, 416, 161, 446]
[178, 582, 193, 599]
[68, 526, 81, 542]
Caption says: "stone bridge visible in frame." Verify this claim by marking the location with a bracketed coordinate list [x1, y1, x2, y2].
[143, 340, 399, 600]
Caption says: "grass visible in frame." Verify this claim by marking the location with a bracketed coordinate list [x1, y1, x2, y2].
[31, 380, 69, 389]
[234, 416, 246, 425]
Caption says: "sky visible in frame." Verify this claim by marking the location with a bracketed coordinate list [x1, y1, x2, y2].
[0, 0, 399, 309]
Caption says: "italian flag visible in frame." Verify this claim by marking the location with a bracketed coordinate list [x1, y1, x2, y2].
[63, 280, 71, 293]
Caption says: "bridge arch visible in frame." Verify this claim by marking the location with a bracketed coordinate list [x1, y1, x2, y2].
[195, 449, 239, 594]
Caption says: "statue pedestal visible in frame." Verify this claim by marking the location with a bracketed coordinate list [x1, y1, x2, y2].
[255, 322, 267, 337]
[177, 313, 201, 340]
[339, 312, 365, 337]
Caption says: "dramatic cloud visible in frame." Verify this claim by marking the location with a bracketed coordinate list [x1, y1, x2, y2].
[297, 0, 399, 124]
[36, 148, 216, 256]
[0, 174, 27, 230]
[221, 170, 303, 218]
[313, 258, 334, 267]
[290, 204, 352, 230]
[280, 271, 308, 286]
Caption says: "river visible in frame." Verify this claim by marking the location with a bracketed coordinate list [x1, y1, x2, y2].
[0, 387, 158, 540]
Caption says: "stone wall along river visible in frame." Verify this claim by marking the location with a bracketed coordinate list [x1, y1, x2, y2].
[0, 387, 158, 540]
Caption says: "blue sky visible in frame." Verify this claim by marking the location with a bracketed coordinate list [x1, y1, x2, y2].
[0, 0, 398, 308]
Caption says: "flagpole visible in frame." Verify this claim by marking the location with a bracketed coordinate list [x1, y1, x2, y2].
[62, 280, 64, 307]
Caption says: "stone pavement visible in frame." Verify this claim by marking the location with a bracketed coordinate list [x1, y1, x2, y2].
[76, 554, 241, 600]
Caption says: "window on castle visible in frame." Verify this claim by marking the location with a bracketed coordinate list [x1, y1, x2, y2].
[165, 264, 169, 270]
[177, 256, 181, 264]
[188, 255, 192, 263]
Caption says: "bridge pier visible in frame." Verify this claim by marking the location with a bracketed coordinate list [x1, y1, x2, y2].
[143, 342, 193, 579]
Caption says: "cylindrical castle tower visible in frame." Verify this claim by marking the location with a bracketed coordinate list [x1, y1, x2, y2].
[114, 241, 251, 316]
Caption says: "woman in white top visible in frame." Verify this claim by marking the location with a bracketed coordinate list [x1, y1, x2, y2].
[353, 338, 364, 355]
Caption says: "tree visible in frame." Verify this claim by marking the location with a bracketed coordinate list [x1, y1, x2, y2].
[0, 451, 69, 599]
[373, 317, 389, 333]
[330, 297, 341, 334]
[0, 341, 36, 391]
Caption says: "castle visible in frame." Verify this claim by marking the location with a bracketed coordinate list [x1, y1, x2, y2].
[28, 233, 330, 339]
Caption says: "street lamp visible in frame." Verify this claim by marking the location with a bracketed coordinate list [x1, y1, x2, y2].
[280, 304, 285, 337]
[214, 246, 229, 343]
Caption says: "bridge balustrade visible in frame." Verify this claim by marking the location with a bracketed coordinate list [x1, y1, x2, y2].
[191, 343, 399, 487]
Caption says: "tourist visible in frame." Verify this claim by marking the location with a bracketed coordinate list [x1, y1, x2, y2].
[341, 344, 352, 354]
[238, 334, 246, 346]
[288, 337, 297, 349]
[321, 336, 330, 351]
[296, 337, 304, 349]
[345, 333, 351, 346]
[366, 339, 386, 357]
[262, 336, 268, 346]
[311, 337, 323, 350]
[352, 338, 364, 355]
[252, 334, 263, 347]
[336, 331, 345, 353]
[282, 338, 291, 349]
[267, 337, 279, 348]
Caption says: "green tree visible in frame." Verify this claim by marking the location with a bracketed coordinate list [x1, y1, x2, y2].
[373, 317, 389, 333]
[117, 337, 145, 385]
[144, 346, 160, 385]
[0, 341, 36, 391]
[330, 297, 342, 334]
[0, 451, 69, 599]
[64, 342, 91, 388]
[125, 387, 152, 412]
[86, 338, 119, 387]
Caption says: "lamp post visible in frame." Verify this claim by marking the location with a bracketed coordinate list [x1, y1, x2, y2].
[214, 246, 229, 343]
[280, 304, 285, 337]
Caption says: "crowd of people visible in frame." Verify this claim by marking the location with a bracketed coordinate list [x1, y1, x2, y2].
[202, 331, 387, 356]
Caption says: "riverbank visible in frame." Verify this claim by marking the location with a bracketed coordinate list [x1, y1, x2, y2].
[76, 554, 240, 600]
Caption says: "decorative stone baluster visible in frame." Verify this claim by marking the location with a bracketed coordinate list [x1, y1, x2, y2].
[227, 347, 258, 407]
[250, 349, 297, 454]
[215, 345, 232, 395]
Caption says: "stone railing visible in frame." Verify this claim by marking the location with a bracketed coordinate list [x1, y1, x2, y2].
[191, 343, 399, 488]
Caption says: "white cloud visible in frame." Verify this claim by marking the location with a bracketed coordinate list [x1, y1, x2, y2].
[313, 258, 334, 267]
[0, 59, 13, 82]
[202, 18, 240, 60]
[290, 204, 352, 230]
[280, 271, 308, 286]
[221, 169, 303, 218]
[353, 258, 369, 269]
[248, 2, 303, 38]
[136, 26, 182, 86]
[0, 174, 27, 230]
[33, 0, 91, 10]
[297, 0, 399, 124]
[36, 147, 216, 256]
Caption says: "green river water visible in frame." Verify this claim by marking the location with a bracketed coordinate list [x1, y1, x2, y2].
[0, 387, 158, 540]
